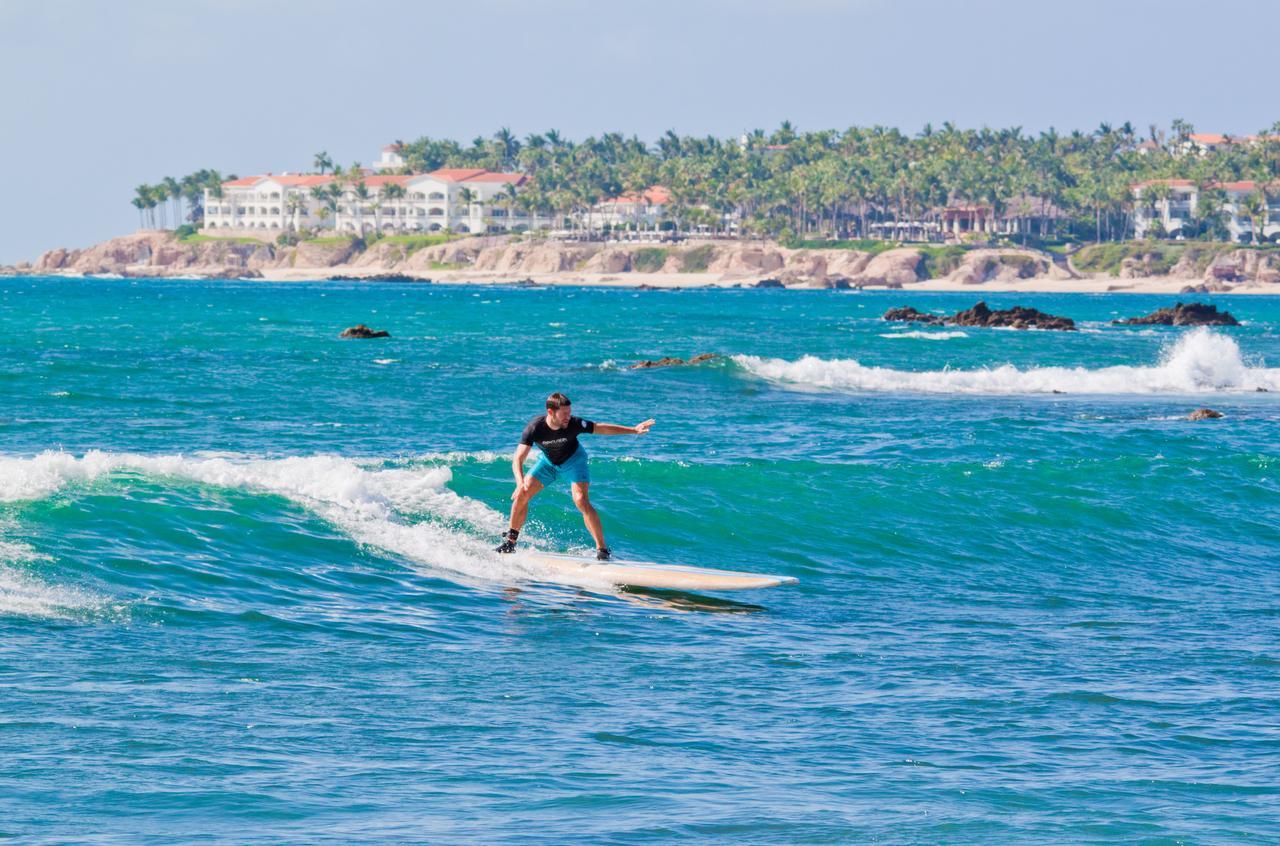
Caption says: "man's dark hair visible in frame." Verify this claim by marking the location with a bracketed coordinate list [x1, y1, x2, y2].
[546, 392, 572, 410]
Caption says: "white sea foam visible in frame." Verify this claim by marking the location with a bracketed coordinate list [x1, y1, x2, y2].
[0, 452, 616, 592]
[0, 534, 115, 620]
[734, 328, 1280, 395]
[878, 331, 970, 340]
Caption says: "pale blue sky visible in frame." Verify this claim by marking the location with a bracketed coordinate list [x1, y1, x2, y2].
[2, 0, 1277, 263]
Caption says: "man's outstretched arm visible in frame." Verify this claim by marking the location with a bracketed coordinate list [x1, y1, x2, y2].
[593, 419, 656, 436]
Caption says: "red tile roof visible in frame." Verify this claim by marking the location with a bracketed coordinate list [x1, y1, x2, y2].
[427, 168, 489, 182]
[362, 175, 413, 187]
[270, 175, 335, 187]
[223, 176, 265, 188]
[1188, 133, 1230, 145]
[462, 172, 526, 184]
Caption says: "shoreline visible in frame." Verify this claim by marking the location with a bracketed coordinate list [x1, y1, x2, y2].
[20, 265, 1280, 294]
[17, 230, 1280, 295]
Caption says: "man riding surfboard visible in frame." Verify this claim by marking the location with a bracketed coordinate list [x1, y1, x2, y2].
[496, 392, 655, 560]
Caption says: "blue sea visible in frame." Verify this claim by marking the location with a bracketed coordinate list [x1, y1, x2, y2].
[2, 277, 1278, 844]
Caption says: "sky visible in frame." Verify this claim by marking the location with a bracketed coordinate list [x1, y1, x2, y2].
[2, 0, 1278, 264]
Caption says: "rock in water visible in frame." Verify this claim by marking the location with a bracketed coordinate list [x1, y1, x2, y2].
[1187, 408, 1224, 421]
[882, 306, 943, 324]
[339, 324, 390, 339]
[755, 278, 785, 288]
[631, 353, 719, 369]
[1115, 302, 1239, 326]
[884, 302, 1074, 330]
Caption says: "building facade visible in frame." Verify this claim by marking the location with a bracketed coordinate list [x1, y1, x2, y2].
[1133, 179, 1280, 243]
[203, 157, 557, 235]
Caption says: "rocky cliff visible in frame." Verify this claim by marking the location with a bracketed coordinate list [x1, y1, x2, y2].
[25, 231, 1280, 289]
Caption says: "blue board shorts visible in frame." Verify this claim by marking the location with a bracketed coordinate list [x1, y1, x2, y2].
[529, 446, 590, 486]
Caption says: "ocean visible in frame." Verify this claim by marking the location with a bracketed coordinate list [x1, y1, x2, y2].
[2, 277, 1278, 843]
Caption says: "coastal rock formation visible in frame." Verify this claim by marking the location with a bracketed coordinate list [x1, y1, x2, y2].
[884, 302, 1075, 330]
[851, 249, 921, 287]
[339, 324, 390, 339]
[630, 353, 718, 369]
[1187, 408, 1224, 421]
[756, 278, 785, 288]
[1115, 302, 1239, 326]
[706, 244, 786, 275]
[946, 250, 1060, 285]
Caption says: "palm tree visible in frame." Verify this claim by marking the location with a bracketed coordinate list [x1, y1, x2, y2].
[353, 181, 371, 233]
[1239, 191, 1266, 244]
[381, 183, 406, 231]
[313, 151, 332, 174]
[162, 176, 182, 228]
[131, 196, 146, 229]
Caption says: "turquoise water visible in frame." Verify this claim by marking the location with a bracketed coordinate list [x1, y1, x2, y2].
[2, 277, 1279, 843]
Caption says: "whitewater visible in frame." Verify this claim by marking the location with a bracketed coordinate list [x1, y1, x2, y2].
[736, 327, 1280, 394]
[2, 278, 1278, 843]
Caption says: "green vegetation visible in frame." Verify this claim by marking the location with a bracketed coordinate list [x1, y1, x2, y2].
[679, 244, 716, 272]
[784, 238, 895, 254]
[1069, 240, 1280, 275]
[303, 236, 360, 246]
[138, 118, 1280, 248]
[632, 247, 669, 272]
[178, 233, 263, 245]
[428, 261, 467, 270]
[916, 245, 969, 278]
[382, 120, 1280, 245]
[133, 170, 231, 230]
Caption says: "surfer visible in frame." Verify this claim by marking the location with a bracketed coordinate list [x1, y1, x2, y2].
[496, 392, 655, 560]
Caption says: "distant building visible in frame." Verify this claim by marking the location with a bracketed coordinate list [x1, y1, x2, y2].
[203, 152, 556, 235]
[1132, 179, 1280, 242]
[587, 186, 670, 230]
[373, 145, 405, 172]
[1178, 132, 1280, 157]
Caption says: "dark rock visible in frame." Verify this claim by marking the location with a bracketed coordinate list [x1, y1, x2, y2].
[949, 302, 1075, 331]
[339, 324, 390, 339]
[755, 278, 784, 288]
[327, 273, 423, 283]
[631, 353, 719, 369]
[1114, 302, 1239, 327]
[1179, 284, 1210, 294]
[511, 278, 538, 287]
[1187, 408, 1224, 421]
[884, 302, 1075, 331]
[882, 306, 943, 324]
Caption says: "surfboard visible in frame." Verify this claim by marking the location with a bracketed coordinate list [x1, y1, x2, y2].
[523, 551, 798, 592]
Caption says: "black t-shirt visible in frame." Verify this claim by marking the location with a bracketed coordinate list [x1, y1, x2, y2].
[520, 415, 595, 465]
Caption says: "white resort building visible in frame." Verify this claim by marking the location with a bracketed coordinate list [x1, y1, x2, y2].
[1132, 179, 1280, 243]
[203, 156, 557, 235]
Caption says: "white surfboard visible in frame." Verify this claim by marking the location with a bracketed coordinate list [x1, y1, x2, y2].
[523, 551, 798, 592]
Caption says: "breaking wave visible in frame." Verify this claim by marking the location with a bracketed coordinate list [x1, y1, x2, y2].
[0, 452, 622, 598]
[735, 328, 1280, 395]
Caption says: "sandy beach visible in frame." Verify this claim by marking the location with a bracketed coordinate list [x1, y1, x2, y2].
[252, 265, 1280, 294]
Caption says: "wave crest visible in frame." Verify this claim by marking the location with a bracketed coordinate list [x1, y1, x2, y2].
[735, 328, 1279, 395]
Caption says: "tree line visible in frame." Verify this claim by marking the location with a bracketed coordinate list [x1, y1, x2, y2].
[137, 120, 1280, 243]
[131, 171, 232, 230]
[380, 120, 1280, 243]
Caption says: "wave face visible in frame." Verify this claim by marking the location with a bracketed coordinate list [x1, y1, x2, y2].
[0, 451, 639, 598]
[736, 328, 1280, 394]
